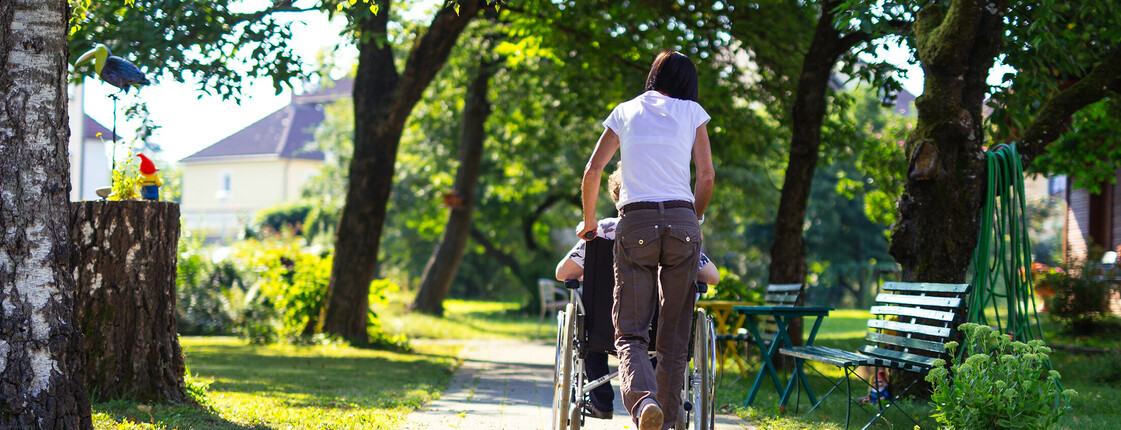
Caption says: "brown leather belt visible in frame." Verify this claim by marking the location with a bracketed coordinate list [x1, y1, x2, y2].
[620, 200, 694, 215]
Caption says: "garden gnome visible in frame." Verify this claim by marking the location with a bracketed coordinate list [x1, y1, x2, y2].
[136, 153, 162, 200]
[858, 369, 890, 404]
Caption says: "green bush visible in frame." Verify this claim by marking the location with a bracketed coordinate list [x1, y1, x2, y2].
[176, 232, 241, 335]
[245, 201, 315, 239]
[926, 323, 1075, 429]
[1043, 260, 1114, 334]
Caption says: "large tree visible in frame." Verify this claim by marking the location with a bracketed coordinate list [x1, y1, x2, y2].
[322, 1, 491, 340]
[882, 0, 1120, 283]
[0, 0, 92, 427]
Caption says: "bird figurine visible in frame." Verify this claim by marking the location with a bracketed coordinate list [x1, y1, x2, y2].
[136, 153, 162, 201]
[75, 43, 151, 93]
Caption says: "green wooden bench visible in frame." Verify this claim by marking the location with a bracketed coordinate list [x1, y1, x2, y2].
[778, 281, 971, 430]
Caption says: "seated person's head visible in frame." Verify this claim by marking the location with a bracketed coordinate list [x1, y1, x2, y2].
[608, 165, 622, 204]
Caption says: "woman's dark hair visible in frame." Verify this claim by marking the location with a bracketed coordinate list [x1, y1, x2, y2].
[644, 50, 699, 102]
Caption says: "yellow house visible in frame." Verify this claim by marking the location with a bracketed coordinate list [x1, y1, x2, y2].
[180, 80, 351, 242]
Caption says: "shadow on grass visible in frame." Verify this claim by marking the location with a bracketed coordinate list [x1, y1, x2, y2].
[93, 398, 268, 430]
[185, 342, 455, 408]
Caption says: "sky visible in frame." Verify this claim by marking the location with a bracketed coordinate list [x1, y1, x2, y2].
[80, 3, 357, 162]
[79, 6, 1004, 164]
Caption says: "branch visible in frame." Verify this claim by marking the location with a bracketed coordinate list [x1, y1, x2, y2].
[396, 0, 487, 114]
[1018, 47, 1121, 165]
[470, 226, 524, 280]
[523, 192, 572, 252]
[501, 4, 648, 73]
[915, 0, 983, 67]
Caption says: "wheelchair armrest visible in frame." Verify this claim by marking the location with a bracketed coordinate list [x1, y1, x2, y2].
[563, 280, 581, 290]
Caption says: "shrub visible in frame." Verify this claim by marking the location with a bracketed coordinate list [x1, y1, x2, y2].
[245, 201, 315, 239]
[176, 232, 241, 335]
[926, 323, 1075, 430]
[1042, 259, 1114, 334]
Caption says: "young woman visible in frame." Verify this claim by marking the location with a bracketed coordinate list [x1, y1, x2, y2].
[577, 50, 714, 430]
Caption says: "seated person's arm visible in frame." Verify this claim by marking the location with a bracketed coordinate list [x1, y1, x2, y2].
[556, 257, 583, 281]
[698, 261, 720, 285]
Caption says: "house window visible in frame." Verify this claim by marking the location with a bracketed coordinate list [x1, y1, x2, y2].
[1049, 175, 1066, 195]
[216, 171, 232, 200]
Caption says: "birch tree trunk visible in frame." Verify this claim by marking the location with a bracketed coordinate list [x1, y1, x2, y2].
[0, 0, 93, 427]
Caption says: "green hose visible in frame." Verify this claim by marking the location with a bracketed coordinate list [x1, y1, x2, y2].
[968, 143, 1046, 342]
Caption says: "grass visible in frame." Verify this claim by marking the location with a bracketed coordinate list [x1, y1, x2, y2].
[714, 308, 1121, 429]
[91, 290, 1121, 429]
[373, 290, 549, 341]
[91, 293, 541, 430]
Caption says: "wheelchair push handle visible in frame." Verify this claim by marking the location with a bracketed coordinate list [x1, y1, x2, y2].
[564, 280, 581, 290]
[583, 230, 595, 240]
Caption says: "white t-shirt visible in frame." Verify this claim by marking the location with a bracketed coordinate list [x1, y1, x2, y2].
[603, 90, 711, 209]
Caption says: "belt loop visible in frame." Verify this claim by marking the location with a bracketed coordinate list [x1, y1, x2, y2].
[658, 201, 665, 215]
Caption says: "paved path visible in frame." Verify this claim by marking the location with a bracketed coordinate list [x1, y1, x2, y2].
[403, 340, 753, 430]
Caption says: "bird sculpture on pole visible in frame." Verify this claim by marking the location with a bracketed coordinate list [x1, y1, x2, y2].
[75, 43, 151, 93]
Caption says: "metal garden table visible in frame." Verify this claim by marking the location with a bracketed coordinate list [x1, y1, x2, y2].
[732, 305, 832, 407]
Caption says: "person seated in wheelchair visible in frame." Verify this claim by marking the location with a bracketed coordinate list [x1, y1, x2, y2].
[555, 167, 719, 420]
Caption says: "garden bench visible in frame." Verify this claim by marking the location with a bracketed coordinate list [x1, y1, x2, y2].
[778, 281, 971, 430]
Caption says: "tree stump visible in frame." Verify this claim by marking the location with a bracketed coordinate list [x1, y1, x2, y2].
[70, 201, 187, 403]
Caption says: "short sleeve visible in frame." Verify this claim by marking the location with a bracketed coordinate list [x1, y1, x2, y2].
[602, 104, 622, 134]
[698, 252, 710, 271]
[567, 240, 587, 268]
[693, 103, 711, 130]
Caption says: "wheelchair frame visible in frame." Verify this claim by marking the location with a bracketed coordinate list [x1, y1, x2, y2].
[552, 275, 716, 430]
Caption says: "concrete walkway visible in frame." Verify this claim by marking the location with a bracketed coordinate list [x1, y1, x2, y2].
[403, 340, 753, 430]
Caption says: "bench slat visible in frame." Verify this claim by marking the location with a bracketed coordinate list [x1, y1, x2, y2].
[883, 282, 970, 294]
[780, 346, 865, 367]
[765, 294, 798, 305]
[870, 305, 959, 322]
[867, 319, 952, 338]
[858, 345, 939, 368]
[875, 293, 962, 308]
[865, 332, 948, 353]
[766, 284, 803, 293]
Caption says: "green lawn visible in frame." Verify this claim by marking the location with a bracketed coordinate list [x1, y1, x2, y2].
[91, 295, 1121, 430]
[91, 293, 546, 430]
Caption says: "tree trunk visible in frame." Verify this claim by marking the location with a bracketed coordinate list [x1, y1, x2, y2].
[0, 1, 92, 427]
[70, 201, 186, 403]
[886, 0, 1004, 398]
[767, 0, 864, 346]
[411, 60, 494, 316]
[321, 0, 485, 342]
[888, 0, 1001, 284]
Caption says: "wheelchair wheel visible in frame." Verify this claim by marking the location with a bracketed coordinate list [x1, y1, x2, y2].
[684, 308, 716, 430]
[553, 303, 577, 430]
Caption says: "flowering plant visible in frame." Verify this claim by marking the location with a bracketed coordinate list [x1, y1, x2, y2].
[926, 323, 1075, 430]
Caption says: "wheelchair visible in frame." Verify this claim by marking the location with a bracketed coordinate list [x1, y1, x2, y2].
[553, 237, 717, 430]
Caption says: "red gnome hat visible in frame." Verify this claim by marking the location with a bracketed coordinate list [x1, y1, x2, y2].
[136, 153, 158, 175]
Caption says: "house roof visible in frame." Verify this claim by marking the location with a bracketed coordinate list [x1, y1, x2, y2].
[181, 78, 353, 163]
[181, 103, 326, 162]
[84, 115, 114, 140]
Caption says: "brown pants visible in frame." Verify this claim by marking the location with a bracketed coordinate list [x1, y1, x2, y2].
[612, 204, 700, 428]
